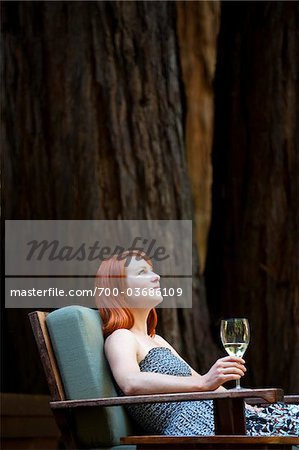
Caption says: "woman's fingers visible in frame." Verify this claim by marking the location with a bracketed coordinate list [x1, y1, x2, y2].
[221, 366, 245, 376]
[215, 360, 246, 379]
[222, 374, 243, 382]
[220, 361, 247, 371]
[206, 357, 248, 389]
[220, 356, 245, 364]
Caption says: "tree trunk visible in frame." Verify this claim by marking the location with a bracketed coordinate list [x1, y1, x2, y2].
[177, 1, 220, 271]
[2, 1, 217, 393]
[205, 2, 299, 392]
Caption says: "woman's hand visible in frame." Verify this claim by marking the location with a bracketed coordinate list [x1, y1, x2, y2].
[201, 356, 246, 391]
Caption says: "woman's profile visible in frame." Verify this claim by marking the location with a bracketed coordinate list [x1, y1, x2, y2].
[95, 249, 299, 436]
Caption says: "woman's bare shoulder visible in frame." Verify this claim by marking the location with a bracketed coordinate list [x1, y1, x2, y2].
[105, 329, 137, 351]
[104, 329, 140, 377]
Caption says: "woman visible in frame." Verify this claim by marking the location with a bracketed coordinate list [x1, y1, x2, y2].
[95, 250, 299, 436]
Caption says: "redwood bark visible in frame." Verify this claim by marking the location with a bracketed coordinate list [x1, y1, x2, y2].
[177, 1, 220, 270]
[206, 2, 299, 392]
[2, 1, 217, 393]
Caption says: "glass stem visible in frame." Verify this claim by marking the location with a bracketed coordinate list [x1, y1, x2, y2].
[236, 379, 241, 389]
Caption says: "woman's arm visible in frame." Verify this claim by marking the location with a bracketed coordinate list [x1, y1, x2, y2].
[104, 330, 246, 395]
[154, 335, 233, 392]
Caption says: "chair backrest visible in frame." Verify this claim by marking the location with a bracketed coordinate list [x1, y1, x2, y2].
[29, 306, 135, 449]
[29, 311, 65, 401]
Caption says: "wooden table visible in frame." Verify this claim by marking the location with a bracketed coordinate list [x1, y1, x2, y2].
[121, 435, 299, 449]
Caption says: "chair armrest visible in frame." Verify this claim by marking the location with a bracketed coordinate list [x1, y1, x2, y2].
[284, 395, 299, 404]
[246, 393, 299, 406]
[50, 388, 283, 410]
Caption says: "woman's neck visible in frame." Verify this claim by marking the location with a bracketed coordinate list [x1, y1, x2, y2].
[129, 308, 151, 337]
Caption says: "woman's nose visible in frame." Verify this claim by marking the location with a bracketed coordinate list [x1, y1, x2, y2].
[151, 272, 160, 282]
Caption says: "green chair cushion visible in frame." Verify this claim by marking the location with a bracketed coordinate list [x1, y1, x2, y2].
[46, 306, 136, 449]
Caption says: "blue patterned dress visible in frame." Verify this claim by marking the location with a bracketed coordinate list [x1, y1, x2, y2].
[118, 347, 299, 436]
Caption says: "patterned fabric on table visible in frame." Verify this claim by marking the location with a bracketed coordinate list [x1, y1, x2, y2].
[246, 402, 299, 436]
[117, 347, 299, 436]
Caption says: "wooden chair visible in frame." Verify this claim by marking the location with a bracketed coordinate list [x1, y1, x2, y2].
[29, 306, 299, 450]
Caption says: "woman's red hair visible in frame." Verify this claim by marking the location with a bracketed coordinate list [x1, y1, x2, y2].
[95, 250, 158, 338]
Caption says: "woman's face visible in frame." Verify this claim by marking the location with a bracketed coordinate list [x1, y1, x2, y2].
[124, 256, 163, 307]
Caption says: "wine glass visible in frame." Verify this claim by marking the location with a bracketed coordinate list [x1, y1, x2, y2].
[220, 318, 250, 389]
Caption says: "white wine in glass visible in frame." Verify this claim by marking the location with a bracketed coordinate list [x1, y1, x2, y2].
[220, 318, 250, 389]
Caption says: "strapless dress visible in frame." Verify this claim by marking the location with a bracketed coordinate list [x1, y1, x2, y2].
[117, 347, 299, 436]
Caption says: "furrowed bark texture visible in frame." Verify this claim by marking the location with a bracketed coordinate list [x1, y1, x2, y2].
[2, 1, 217, 393]
[206, 2, 299, 392]
[177, 1, 220, 271]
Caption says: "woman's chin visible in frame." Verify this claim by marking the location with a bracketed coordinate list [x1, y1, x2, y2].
[155, 294, 164, 305]
[144, 294, 164, 308]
